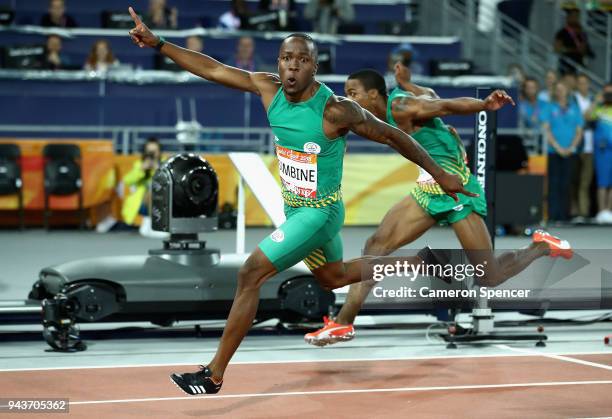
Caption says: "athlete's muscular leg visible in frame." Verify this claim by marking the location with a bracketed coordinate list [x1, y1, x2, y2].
[207, 248, 277, 382]
[452, 213, 548, 287]
[338, 196, 435, 324]
[313, 196, 435, 324]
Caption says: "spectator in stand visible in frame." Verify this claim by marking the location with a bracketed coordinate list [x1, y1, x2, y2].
[84, 40, 119, 73]
[155, 36, 204, 70]
[507, 63, 526, 86]
[538, 69, 557, 103]
[40, 0, 77, 28]
[384, 43, 423, 89]
[588, 83, 612, 224]
[541, 81, 584, 223]
[218, 0, 251, 30]
[554, 8, 594, 75]
[561, 72, 578, 105]
[145, 0, 178, 29]
[304, 0, 355, 34]
[389, 43, 422, 76]
[258, 0, 298, 31]
[232, 36, 263, 72]
[44, 34, 69, 70]
[519, 77, 546, 129]
[571, 73, 595, 223]
[185, 35, 204, 53]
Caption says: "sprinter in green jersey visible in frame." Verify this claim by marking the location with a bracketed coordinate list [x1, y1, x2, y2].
[128, 8, 475, 394]
[305, 66, 574, 346]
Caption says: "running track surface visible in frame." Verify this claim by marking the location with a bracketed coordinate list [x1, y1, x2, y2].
[1, 353, 611, 418]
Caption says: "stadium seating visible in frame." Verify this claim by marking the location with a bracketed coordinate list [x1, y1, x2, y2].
[0, 0, 519, 144]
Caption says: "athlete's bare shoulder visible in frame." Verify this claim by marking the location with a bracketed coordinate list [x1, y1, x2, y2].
[390, 94, 415, 113]
[323, 95, 365, 128]
[251, 72, 281, 86]
[389, 95, 418, 132]
[251, 72, 282, 109]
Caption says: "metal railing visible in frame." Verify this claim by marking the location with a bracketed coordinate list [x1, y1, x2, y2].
[541, 0, 610, 84]
[0, 68, 510, 88]
[583, 7, 612, 82]
[439, 0, 606, 90]
[492, 11, 604, 88]
[0, 124, 544, 155]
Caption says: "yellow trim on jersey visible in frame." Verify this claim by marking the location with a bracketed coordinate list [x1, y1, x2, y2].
[282, 188, 342, 208]
[418, 160, 470, 195]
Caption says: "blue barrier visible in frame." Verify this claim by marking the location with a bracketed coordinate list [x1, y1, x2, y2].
[0, 78, 518, 130]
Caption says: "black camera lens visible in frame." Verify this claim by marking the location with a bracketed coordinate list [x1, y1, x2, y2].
[156, 153, 219, 222]
[183, 168, 215, 206]
[192, 179, 202, 192]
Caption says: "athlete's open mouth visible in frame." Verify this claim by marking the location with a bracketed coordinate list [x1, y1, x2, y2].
[287, 77, 297, 86]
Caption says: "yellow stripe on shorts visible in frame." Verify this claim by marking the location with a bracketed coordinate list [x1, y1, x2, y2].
[304, 249, 327, 270]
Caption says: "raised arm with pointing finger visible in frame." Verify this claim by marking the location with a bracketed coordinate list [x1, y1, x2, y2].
[128, 7, 271, 97]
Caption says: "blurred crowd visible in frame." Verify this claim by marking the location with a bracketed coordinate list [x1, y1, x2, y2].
[37, 0, 356, 34]
[2, 0, 366, 73]
[510, 6, 611, 226]
[517, 67, 612, 225]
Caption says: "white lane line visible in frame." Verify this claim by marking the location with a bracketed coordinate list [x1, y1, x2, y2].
[67, 380, 612, 406]
[497, 345, 612, 371]
[570, 417, 612, 419]
[2, 350, 612, 373]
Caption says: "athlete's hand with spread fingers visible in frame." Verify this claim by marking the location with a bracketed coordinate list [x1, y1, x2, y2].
[483, 90, 515, 111]
[435, 172, 479, 202]
[128, 6, 160, 48]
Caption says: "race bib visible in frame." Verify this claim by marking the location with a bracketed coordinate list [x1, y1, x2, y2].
[416, 166, 436, 186]
[277, 145, 318, 198]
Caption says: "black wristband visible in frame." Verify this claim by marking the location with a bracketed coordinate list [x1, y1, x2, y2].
[154, 36, 166, 52]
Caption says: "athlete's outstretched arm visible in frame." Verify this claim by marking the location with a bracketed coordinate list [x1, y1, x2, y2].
[392, 90, 515, 123]
[391, 63, 514, 120]
[127, 6, 264, 94]
[326, 99, 477, 201]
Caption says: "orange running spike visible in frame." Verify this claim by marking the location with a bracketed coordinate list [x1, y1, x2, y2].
[304, 317, 355, 347]
[532, 230, 573, 260]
